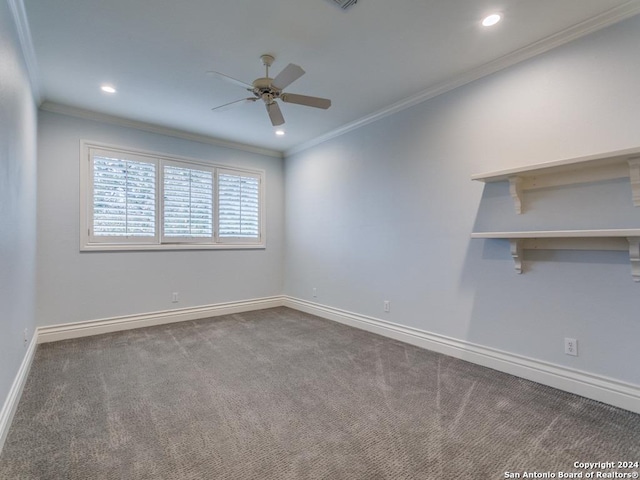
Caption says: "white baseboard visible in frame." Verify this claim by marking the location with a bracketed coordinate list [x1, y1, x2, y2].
[37, 296, 285, 343]
[5, 294, 637, 458]
[0, 335, 38, 455]
[2, 296, 285, 454]
[283, 296, 640, 414]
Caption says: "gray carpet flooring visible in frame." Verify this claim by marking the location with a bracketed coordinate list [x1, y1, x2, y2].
[1, 307, 639, 479]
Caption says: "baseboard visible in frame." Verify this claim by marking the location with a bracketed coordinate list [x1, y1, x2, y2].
[0, 335, 38, 455]
[2, 296, 284, 453]
[283, 296, 640, 414]
[37, 296, 285, 343]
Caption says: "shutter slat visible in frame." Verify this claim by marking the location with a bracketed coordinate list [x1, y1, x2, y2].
[93, 154, 261, 244]
[163, 165, 213, 238]
[92, 156, 156, 237]
[218, 173, 259, 239]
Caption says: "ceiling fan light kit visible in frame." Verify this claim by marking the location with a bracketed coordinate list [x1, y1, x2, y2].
[209, 54, 332, 127]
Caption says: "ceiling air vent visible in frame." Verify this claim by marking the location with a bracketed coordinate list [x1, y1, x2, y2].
[329, 0, 358, 9]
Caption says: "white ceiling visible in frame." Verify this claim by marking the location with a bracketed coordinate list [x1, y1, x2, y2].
[22, 0, 640, 155]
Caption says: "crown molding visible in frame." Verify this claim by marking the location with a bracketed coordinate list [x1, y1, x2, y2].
[40, 102, 284, 159]
[286, 1, 640, 157]
[7, 0, 42, 104]
[20, 0, 640, 159]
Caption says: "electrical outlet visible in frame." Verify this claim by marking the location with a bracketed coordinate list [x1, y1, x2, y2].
[564, 338, 578, 356]
[172, 292, 179, 303]
[312, 288, 317, 298]
[383, 300, 390, 312]
[23, 328, 28, 346]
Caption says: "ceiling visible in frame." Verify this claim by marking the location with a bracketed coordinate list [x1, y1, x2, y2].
[22, 0, 640, 155]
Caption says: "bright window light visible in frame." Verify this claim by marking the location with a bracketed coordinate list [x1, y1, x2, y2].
[482, 13, 501, 27]
[100, 85, 117, 94]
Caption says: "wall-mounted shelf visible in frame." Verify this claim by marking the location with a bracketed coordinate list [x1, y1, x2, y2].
[471, 229, 640, 281]
[472, 147, 640, 214]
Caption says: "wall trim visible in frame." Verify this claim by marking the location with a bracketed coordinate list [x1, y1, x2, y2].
[2, 296, 285, 452]
[6, 0, 42, 104]
[285, 2, 640, 157]
[5, 295, 639, 454]
[39, 102, 284, 159]
[0, 336, 38, 455]
[28, 4, 640, 159]
[283, 296, 640, 414]
[37, 296, 285, 344]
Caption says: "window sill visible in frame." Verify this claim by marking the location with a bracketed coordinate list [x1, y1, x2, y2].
[80, 243, 266, 252]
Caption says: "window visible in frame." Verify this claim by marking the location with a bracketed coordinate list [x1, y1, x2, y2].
[162, 163, 213, 242]
[90, 150, 158, 243]
[81, 142, 264, 250]
[218, 170, 261, 242]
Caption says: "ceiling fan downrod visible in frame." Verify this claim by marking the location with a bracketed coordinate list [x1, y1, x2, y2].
[260, 54, 275, 79]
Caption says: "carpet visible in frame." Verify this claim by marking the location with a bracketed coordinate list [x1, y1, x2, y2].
[1, 307, 639, 479]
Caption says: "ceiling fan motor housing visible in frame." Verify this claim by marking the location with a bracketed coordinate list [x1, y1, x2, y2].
[252, 78, 281, 103]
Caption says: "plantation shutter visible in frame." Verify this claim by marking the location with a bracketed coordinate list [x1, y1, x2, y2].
[163, 163, 213, 241]
[83, 143, 265, 249]
[217, 170, 261, 242]
[91, 153, 156, 240]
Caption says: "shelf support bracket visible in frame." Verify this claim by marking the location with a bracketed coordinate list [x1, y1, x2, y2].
[510, 239, 523, 274]
[628, 237, 640, 282]
[628, 158, 640, 207]
[509, 176, 523, 214]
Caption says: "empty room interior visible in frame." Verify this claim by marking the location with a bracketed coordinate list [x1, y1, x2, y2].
[2, 0, 640, 478]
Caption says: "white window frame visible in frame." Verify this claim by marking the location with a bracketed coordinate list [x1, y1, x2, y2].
[87, 147, 160, 245]
[161, 159, 215, 245]
[80, 141, 266, 251]
[216, 168, 263, 246]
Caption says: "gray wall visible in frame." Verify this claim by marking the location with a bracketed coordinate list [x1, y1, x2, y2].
[36, 112, 284, 327]
[0, 2, 38, 409]
[8, 5, 640, 418]
[284, 16, 640, 386]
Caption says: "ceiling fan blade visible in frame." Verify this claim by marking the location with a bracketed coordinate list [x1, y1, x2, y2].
[280, 93, 331, 109]
[271, 64, 305, 90]
[206, 71, 253, 90]
[266, 102, 285, 126]
[211, 98, 257, 112]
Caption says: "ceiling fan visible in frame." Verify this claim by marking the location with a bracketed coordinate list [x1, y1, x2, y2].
[208, 54, 331, 127]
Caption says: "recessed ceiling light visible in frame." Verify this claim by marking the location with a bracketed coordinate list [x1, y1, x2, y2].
[482, 13, 501, 27]
[275, 130, 285, 136]
[100, 84, 117, 94]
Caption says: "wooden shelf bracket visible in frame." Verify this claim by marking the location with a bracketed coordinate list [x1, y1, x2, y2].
[509, 176, 523, 214]
[510, 239, 523, 274]
[629, 158, 640, 207]
[629, 237, 640, 282]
